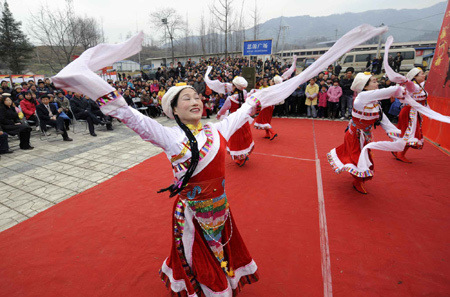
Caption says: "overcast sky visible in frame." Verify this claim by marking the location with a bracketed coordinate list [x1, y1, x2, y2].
[6, 0, 446, 44]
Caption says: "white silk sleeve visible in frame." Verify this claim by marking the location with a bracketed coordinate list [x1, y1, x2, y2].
[356, 86, 402, 105]
[213, 103, 254, 141]
[217, 97, 232, 116]
[204, 66, 233, 95]
[104, 101, 179, 151]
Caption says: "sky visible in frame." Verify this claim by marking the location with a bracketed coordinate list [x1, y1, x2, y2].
[4, 0, 446, 44]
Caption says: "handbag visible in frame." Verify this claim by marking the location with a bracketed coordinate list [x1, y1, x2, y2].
[59, 111, 71, 120]
[389, 98, 402, 116]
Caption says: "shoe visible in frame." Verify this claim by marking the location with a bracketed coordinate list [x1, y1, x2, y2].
[239, 157, 249, 167]
[55, 129, 64, 135]
[91, 133, 97, 137]
[20, 146, 34, 150]
[340, 117, 345, 120]
[106, 127, 114, 131]
[270, 133, 278, 141]
[352, 179, 368, 194]
[63, 137, 73, 141]
[66, 126, 70, 131]
[0, 150, 14, 154]
[392, 152, 412, 163]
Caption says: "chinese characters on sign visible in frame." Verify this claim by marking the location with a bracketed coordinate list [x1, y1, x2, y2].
[243, 39, 273, 56]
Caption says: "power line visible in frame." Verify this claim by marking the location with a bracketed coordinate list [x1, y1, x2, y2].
[388, 12, 444, 27]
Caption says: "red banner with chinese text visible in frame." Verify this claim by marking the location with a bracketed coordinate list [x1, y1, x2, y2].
[423, 2, 450, 151]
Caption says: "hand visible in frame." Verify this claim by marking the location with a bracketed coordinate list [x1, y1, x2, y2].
[58, 108, 63, 113]
[0, 131, 3, 135]
[51, 116, 57, 120]
[405, 81, 416, 93]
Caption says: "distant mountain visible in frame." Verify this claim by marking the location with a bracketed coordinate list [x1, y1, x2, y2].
[252, 1, 446, 49]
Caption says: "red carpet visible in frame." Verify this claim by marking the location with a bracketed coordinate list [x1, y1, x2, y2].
[0, 118, 449, 297]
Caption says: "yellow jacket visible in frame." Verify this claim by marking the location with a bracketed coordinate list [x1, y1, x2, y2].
[305, 83, 319, 106]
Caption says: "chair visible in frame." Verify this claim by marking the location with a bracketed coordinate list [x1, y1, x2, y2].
[69, 105, 88, 134]
[34, 111, 58, 141]
[132, 97, 149, 117]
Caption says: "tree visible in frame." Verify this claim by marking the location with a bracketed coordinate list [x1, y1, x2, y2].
[210, 0, 234, 58]
[30, 1, 82, 71]
[0, 1, 34, 73]
[250, 0, 260, 40]
[78, 16, 103, 51]
[150, 8, 185, 64]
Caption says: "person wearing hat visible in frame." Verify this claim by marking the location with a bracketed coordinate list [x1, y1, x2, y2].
[392, 67, 427, 163]
[51, 25, 390, 294]
[327, 72, 405, 194]
[36, 94, 72, 141]
[254, 75, 283, 140]
[205, 67, 255, 166]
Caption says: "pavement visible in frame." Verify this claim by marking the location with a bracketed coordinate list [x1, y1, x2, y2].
[0, 116, 224, 232]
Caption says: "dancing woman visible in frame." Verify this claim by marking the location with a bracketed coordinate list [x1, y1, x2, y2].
[205, 71, 254, 166]
[253, 76, 280, 140]
[52, 24, 387, 296]
[327, 72, 405, 194]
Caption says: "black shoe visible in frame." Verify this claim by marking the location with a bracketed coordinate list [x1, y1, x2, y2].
[63, 137, 73, 141]
[20, 146, 34, 150]
[106, 127, 114, 131]
[91, 133, 97, 137]
[0, 150, 14, 154]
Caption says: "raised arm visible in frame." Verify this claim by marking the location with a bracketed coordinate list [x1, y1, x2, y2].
[51, 32, 179, 150]
[356, 86, 403, 106]
[217, 97, 232, 116]
[204, 66, 233, 95]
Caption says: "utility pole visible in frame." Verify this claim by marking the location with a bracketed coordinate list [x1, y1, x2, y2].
[281, 24, 289, 63]
[376, 23, 384, 60]
[162, 18, 174, 64]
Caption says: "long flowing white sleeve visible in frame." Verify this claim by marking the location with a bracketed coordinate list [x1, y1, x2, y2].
[204, 66, 233, 95]
[248, 24, 388, 109]
[281, 56, 298, 81]
[213, 103, 255, 141]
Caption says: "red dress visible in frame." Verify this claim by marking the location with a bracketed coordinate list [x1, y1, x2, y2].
[159, 130, 259, 296]
[254, 106, 274, 130]
[227, 101, 254, 160]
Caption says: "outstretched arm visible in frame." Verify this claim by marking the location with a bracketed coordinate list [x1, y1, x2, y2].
[204, 66, 233, 95]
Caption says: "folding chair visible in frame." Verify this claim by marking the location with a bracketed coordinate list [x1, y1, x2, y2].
[34, 111, 58, 141]
[132, 97, 149, 117]
[69, 105, 88, 134]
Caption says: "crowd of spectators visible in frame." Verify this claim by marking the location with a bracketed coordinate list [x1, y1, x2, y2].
[0, 55, 406, 155]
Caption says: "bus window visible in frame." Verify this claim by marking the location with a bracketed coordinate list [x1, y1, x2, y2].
[356, 54, 371, 62]
[403, 51, 415, 60]
[344, 55, 353, 63]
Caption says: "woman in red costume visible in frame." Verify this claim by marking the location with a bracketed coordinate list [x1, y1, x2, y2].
[205, 70, 254, 166]
[253, 76, 282, 140]
[327, 72, 405, 194]
[52, 24, 389, 295]
[392, 67, 427, 163]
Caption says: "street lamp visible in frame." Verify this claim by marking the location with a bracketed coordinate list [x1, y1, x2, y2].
[161, 18, 174, 64]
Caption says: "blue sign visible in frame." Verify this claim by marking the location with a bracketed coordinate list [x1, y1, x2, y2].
[243, 39, 272, 56]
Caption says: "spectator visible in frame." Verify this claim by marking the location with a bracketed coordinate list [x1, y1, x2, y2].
[0, 125, 13, 154]
[86, 96, 113, 131]
[305, 78, 318, 118]
[340, 67, 355, 119]
[150, 80, 159, 94]
[1, 80, 12, 94]
[36, 94, 72, 141]
[394, 52, 403, 72]
[20, 91, 39, 128]
[0, 96, 33, 150]
[317, 85, 328, 118]
[122, 89, 134, 107]
[176, 62, 186, 78]
[70, 92, 101, 137]
[334, 64, 342, 77]
[327, 79, 342, 120]
[193, 76, 206, 95]
[141, 71, 149, 81]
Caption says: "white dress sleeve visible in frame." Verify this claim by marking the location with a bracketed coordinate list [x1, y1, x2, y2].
[204, 66, 233, 95]
[217, 97, 232, 116]
[103, 96, 180, 151]
[213, 103, 254, 141]
[355, 86, 402, 106]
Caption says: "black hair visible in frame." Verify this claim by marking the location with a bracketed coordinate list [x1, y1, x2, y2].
[24, 91, 37, 105]
[158, 89, 200, 198]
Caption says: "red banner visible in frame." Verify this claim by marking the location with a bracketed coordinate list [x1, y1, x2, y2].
[424, 3, 450, 151]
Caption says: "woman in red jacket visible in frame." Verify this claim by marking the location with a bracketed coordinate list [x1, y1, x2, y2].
[19, 91, 39, 127]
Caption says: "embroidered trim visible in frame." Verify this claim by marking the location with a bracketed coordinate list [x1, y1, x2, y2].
[352, 108, 380, 117]
[97, 90, 120, 106]
[327, 152, 374, 178]
[248, 95, 262, 115]
[173, 125, 214, 173]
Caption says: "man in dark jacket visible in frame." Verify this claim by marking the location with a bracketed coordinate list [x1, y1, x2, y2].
[193, 76, 206, 95]
[36, 94, 72, 141]
[70, 92, 101, 136]
[339, 67, 354, 119]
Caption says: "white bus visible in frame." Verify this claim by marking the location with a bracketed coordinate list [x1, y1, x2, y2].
[338, 48, 416, 73]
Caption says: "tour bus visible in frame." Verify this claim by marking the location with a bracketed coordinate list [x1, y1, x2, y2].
[338, 48, 416, 73]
